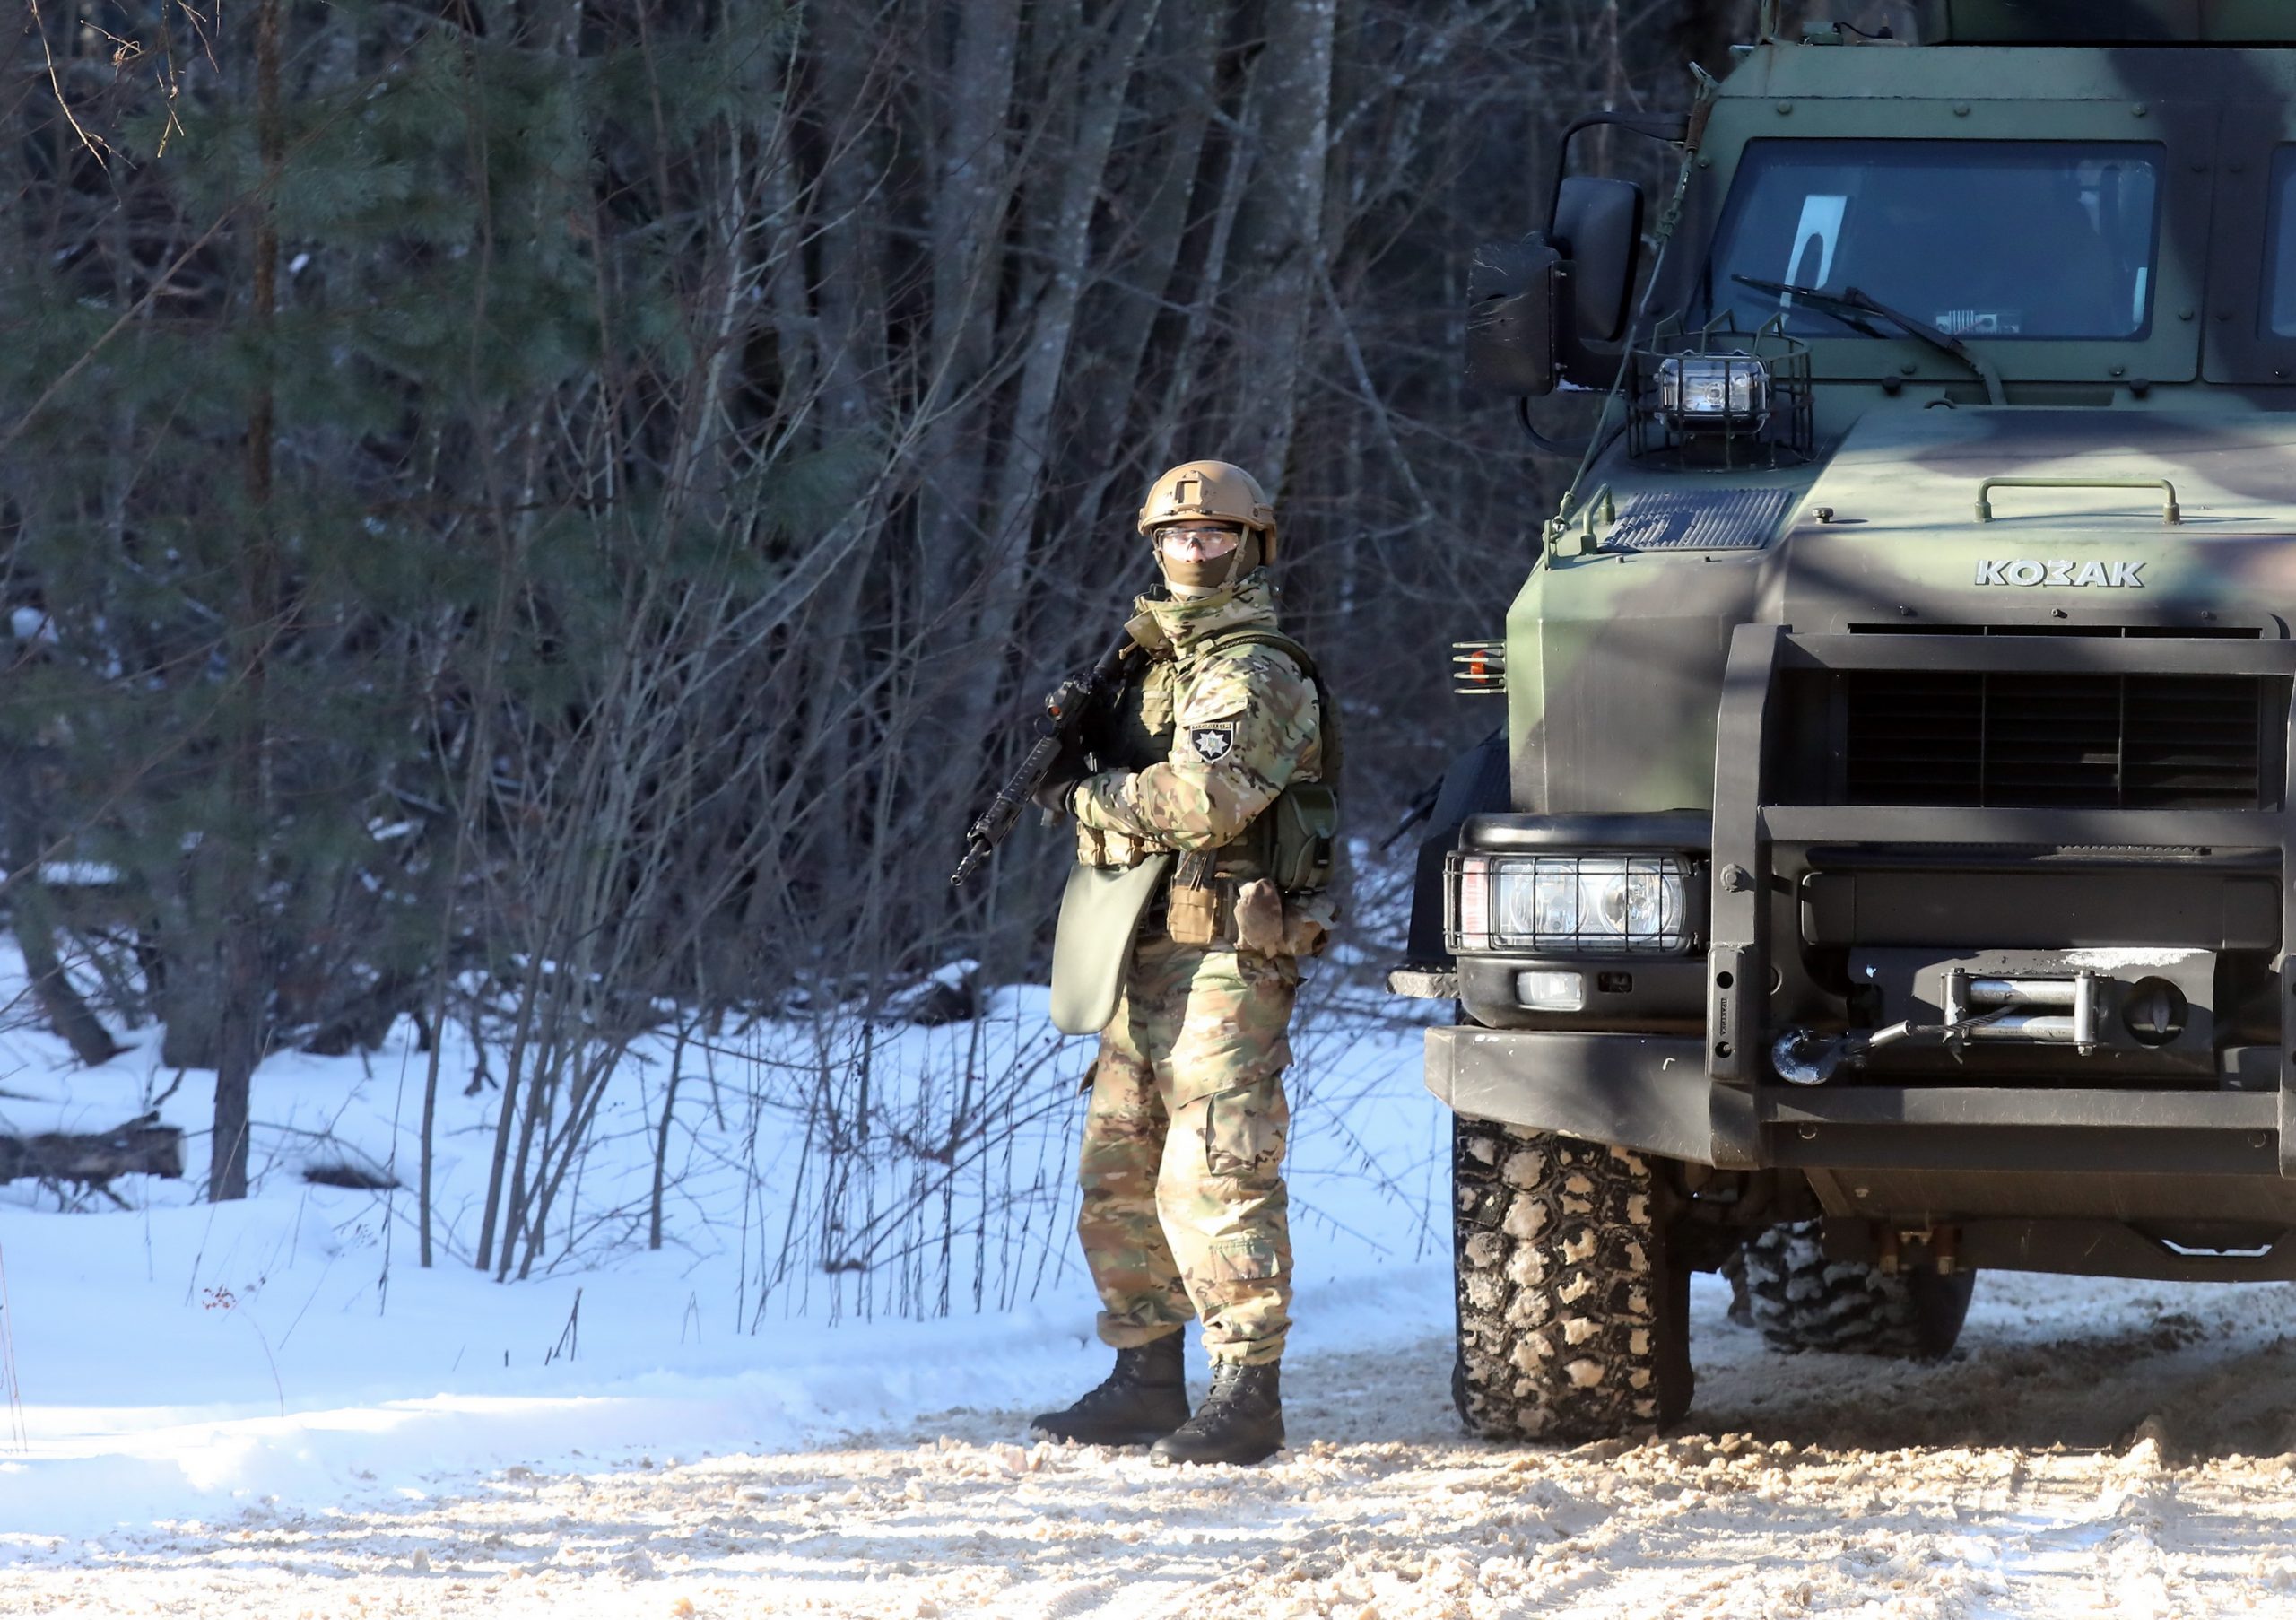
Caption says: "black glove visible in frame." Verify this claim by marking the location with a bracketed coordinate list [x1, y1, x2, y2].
[1031, 738, 1092, 816]
[1031, 773, 1083, 816]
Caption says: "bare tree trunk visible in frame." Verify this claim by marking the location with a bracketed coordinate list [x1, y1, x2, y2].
[912, 0, 1022, 612]
[0, 741, 121, 1067]
[17, 902, 120, 1067]
[211, 0, 284, 1204]
[1075, 0, 1219, 516]
[650, 1013, 692, 1251]
[1145, 47, 1257, 475]
[1222, 0, 1335, 488]
[1599, 0, 1626, 166]
[952, 0, 1163, 731]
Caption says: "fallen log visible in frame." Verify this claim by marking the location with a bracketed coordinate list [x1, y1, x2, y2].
[0, 1113, 184, 1186]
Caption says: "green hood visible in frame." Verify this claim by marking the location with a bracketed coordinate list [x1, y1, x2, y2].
[1767, 407, 2296, 628]
[1515, 407, 2296, 816]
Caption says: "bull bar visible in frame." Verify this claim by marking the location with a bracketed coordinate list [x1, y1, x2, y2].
[1431, 624, 2296, 1188]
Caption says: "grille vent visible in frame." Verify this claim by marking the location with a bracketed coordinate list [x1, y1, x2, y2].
[1608, 489, 1794, 551]
[1843, 673, 2266, 809]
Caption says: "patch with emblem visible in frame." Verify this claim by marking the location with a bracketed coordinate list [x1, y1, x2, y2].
[1188, 724, 1236, 763]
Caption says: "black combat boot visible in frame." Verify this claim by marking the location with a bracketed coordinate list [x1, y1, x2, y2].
[1030, 1333, 1189, 1446]
[1148, 1359, 1283, 1467]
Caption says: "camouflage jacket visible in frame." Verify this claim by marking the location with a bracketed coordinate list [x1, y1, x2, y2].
[1072, 575, 1322, 867]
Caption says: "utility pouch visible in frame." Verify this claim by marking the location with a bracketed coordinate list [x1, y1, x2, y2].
[1166, 851, 1225, 947]
[1265, 781, 1339, 893]
[1049, 851, 1173, 1035]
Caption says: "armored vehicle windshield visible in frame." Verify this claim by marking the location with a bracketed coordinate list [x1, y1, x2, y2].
[1704, 140, 2161, 340]
[2261, 152, 2296, 333]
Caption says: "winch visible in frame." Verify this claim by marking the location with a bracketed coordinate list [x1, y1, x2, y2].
[1770, 948, 2212, 1086]
[1945, 970, 2102, 1053]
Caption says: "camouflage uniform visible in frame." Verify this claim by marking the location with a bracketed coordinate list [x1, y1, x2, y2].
[1068, 575, 1323, 1367]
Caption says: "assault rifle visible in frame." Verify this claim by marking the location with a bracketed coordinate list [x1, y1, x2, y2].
[951, 630, 1138, 886]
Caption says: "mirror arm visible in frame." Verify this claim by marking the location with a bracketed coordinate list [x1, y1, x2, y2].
[1515, 397, 1591, 458]
[1516, 396, 1631, 465]
[1545, 111, 1692, 229]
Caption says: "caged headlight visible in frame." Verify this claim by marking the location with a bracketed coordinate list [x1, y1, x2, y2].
[1452, 853, 1691, 954]
[1657, 353, 1770, 432]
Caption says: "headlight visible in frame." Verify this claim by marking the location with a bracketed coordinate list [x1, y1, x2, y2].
[1452, 853, 1691, 954]
[1657, 353, 1769, 431]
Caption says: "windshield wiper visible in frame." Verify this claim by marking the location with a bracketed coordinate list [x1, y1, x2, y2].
[1733, 274, 2008, 406]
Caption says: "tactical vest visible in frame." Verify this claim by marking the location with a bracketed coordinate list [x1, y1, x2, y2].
[1091, 629, 1341, 897]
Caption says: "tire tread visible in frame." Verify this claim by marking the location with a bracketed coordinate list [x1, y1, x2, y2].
[1452, 1119, 1690, 1441]
[1736, 1220, 1974, 1357]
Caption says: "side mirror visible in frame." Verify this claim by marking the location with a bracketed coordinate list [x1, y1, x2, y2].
[1552, 175, 1644, 346]
[1464, 237, 1561, 397]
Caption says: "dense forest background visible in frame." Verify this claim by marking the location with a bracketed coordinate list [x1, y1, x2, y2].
[0, 0, 1819, 1244]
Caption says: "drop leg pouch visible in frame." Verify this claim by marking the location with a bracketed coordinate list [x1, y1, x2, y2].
[1049, 852, 1176, 1036]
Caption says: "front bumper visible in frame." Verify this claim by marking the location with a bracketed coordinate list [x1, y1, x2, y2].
[1428, 1024, 2290, 1175]
[1437, 624, 2296, 1182]
[1428, 1027, 1724, 1164]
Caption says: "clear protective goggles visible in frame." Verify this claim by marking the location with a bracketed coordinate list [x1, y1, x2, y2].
[1153, 522, 1242, 562]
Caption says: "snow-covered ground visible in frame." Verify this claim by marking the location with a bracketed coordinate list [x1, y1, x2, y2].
[0, 952, 1445, 1539]
[2, 953, 2295, 1616]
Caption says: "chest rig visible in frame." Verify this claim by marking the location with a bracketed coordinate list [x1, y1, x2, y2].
[1091, 628, 1343, 944]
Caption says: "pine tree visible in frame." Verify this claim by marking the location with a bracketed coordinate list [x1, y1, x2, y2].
[0, 1, 812, 1215]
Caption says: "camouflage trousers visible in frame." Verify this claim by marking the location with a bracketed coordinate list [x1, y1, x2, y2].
[1076, 936, 1298, 1366]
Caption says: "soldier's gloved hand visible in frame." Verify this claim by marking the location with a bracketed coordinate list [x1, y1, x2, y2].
[1031, 772, 1083, 817]
[1031, 737, 1091, 817]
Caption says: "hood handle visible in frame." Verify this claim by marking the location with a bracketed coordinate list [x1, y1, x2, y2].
[1974, 475, 2181, 526]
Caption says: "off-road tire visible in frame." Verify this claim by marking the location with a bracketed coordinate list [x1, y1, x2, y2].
[1737, 1220, 1976, 1357]
[1451, 1117, 1692, 1441]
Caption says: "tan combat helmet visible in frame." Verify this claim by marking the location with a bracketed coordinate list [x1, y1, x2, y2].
[1137, 460, 1278, 592]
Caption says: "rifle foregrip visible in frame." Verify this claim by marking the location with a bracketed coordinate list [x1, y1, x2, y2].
[1007, 732, 1065, 795]
[953, 632, 1129, 886]
[951, 734, 1066, 884]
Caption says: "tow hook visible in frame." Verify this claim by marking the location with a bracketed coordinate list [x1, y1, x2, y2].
[1770, 1010, 2005, 1085]
[1876, 1224, 1960, 1276]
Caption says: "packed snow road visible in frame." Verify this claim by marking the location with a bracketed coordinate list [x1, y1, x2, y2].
[12, 1271, 2296, 1619]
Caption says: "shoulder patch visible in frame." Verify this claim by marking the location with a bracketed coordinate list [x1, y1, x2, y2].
[1187, 724, 1236, 763]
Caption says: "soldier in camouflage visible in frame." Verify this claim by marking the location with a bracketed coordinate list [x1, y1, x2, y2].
[1029, 460, 1336, 1468]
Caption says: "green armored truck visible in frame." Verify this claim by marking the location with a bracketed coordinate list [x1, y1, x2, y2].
[1400, 0, 2296, 1440]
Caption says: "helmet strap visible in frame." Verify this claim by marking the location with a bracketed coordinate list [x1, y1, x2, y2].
[1220, 531, 1253, 590]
